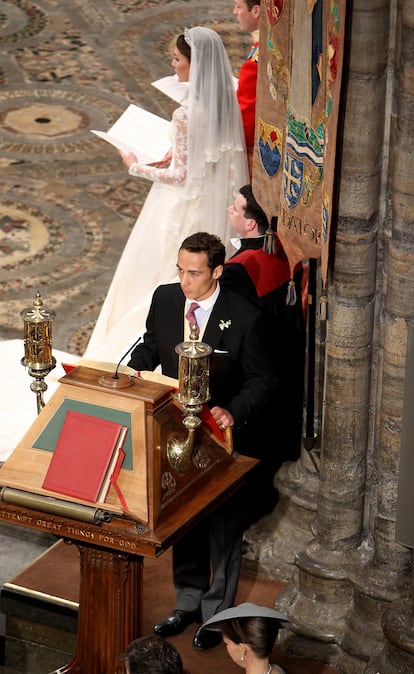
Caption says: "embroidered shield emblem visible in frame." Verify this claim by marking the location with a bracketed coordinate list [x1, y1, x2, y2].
[265, 0, 284, 26]
[283, 151, 304, 209]
[257, 117, 282, 178]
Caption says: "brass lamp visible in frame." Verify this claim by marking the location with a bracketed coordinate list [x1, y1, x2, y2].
[166, 326, 212, 473]
[21, 291, 56, 414]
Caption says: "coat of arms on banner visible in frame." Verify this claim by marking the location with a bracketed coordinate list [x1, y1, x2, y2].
[253, 0, 346, 300]
[265, 0, 285, 26]
[258, 118, 282, 178]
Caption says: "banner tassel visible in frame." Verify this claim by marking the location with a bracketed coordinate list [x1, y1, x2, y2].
[319, 292, 328, 321]
[263, 216, 277, 254]
[286, 279, 297, 306]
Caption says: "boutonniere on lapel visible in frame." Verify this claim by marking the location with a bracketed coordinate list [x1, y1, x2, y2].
[219, 319, 231, 331]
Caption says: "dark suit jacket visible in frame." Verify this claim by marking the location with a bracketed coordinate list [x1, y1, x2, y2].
[220, 238, 305, 462]
[128, 283, 278, 462]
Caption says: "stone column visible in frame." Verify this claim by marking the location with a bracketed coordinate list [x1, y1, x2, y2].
[276, 1, 393, 671]
[242, 268, 326, 582]
[365, 1, 414, 671]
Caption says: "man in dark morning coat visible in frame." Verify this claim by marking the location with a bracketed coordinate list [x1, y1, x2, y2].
[221, 184, 305, 462]
[127, 232, 279, 650]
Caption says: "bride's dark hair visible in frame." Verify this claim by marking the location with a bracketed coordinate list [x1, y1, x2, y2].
[176, 34, 191, 63]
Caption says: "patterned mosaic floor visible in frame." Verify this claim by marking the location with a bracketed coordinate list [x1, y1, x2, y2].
[0, 0, 251, 355]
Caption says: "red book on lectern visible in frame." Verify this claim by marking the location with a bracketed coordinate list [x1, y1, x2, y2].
[42, 410, 127, 503]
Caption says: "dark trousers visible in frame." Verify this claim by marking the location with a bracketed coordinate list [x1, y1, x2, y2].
[172, 498, 243, 621]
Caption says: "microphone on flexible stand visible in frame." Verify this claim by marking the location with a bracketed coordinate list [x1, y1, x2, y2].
[98, 335, 143, 389]
[114, 335, 143, 379]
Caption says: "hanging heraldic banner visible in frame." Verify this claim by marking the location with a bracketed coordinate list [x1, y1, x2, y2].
[252, 0, 347, 291]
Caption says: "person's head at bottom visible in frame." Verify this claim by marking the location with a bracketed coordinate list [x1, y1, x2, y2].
[124, 635, 183, 674]
[201, 603, 289, 673]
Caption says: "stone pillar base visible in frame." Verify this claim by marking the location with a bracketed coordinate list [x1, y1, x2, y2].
[340, 556, 407, 667]
[279, 630, 343, 670]
[276, 540, 353, 641]
[365, 597, 414, 674]
[242, 451, 319, 581]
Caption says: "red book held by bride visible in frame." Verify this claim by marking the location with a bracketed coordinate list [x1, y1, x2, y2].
[42, 409, 128, 503]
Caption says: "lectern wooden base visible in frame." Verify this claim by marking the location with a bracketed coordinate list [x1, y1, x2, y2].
[55, 545, 142, 673]
[0, 455, 256, 673]
[0, 366, 257, 672]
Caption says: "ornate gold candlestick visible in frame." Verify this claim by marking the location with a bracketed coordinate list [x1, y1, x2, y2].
[21, 291, 56, 414]
[167, 326, 212, 473]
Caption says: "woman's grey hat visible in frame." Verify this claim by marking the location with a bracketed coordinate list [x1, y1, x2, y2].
[202, 602, 290, 630]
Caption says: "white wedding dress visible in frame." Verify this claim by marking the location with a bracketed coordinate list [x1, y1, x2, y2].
[84, 103, 248, 363]
[0, 29, 249, 464]
[84, 106, 197, 362]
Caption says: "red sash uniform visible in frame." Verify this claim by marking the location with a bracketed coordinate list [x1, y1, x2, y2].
[237, 33, 259, 174]
[227, 236, 299, 298]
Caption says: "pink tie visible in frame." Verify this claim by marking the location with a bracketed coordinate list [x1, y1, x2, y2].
[186, 302, 200, 337]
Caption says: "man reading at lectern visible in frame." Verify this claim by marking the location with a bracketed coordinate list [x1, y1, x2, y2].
[127, 232, 280, 650]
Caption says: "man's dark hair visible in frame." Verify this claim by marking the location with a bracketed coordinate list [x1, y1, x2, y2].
[124, 635, 183, 674]
[180, 232, 225, 270]
[245, 0, 260, 9]
[239, 184, 269, 235]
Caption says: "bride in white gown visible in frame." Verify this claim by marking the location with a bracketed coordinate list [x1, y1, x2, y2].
[84, 27, 249, 363]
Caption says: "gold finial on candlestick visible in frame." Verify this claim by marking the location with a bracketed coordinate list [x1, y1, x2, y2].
[21, 291, 56, 414]
[166, 326, 212, 473]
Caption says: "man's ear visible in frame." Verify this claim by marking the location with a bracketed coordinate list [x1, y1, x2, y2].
[251, 4, 260, 19]
[213, 265, 223, 279]
[246, 217, 258, 233]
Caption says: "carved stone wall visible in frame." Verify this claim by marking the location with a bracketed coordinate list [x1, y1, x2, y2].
[244, 1, 414, 672]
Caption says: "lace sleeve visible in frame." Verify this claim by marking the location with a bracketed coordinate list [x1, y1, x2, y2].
[128, 106, 188, 186]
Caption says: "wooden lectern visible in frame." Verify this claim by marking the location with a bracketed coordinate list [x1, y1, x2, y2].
[0, 366, 257, 673]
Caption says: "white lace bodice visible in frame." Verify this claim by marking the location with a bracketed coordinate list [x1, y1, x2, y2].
[128, 106, 188, 186]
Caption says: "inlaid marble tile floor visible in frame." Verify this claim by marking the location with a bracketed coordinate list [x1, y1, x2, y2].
[2, 3, 247, 668]
[0, 0, 251, 356]
[0, 3, 339, 673]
